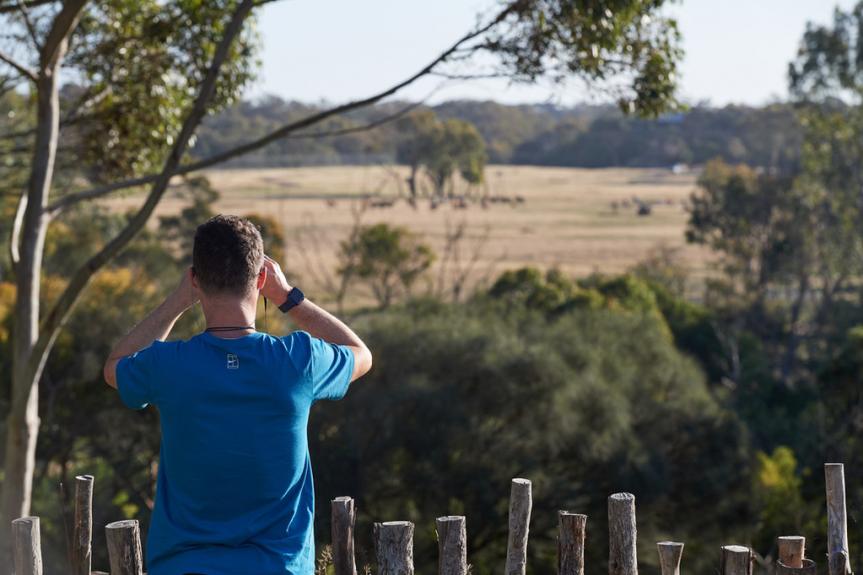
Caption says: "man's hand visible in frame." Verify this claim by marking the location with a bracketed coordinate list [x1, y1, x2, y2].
[169, 267, 199, 312]
[261, 255, 292, 304]
[261, 254, 371, 381]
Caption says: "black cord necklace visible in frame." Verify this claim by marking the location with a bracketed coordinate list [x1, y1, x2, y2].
[205, 325, 255, 333]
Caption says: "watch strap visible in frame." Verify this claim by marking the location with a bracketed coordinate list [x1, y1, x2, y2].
[278, 287, 305, 313]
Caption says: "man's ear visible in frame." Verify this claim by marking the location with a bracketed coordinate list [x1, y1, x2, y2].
[257, 266, 267, 290]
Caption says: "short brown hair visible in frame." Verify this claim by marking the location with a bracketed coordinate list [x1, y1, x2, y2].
[193, 215, 264, 295]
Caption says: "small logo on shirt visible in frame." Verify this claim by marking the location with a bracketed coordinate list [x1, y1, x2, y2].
[227, 353, 239, 370]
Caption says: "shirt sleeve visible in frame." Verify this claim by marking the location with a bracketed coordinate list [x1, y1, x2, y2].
[116, 344, 160, 410]
[307, 335, 355, 402]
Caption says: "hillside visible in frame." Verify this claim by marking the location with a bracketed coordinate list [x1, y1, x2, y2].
[193, 97, 802, 170]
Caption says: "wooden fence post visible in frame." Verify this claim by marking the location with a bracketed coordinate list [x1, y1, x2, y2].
[826, 463, 853, 575]
[558, 512, 587, 575]
[105, 519, 144, 575]
[331, 496, 357, 575]
[12, 516, 43, 575]
[609, 493, 637, 575]
[436, 515, 467, 575]
[374, 521, 414, 575]
[778, 536, 805, 569]
[505, 478, 532, 575]
[721, 545, 752, 575]
[777, 559, 817, 575]
[72, 474, 94, 575]
[657, 542, 684, 575]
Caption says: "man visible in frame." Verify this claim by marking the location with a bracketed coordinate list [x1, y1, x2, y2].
[103, 215, 372, 575]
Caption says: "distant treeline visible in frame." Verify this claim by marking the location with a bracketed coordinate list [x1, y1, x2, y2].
[194, 96, 802, 170]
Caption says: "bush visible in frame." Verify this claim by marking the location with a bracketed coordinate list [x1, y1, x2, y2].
[309, 303, 750, 575]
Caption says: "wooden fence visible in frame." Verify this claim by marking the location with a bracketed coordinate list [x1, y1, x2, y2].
[10, 462, 856, 575]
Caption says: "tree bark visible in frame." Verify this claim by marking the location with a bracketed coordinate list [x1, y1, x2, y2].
[105, 519, 144, 575]
[11, 516, 42, 575]
[558, 512, 587, 575]
[436, 515, 467, 575]
[331, 496, 357, 575]
[72, 475, 94, 575]
[721, 545, 752, 575]
[657, 542, 683, 575]
[826, 463, 852, 575]
[608, 493, 637, 575]
[777, 559, 816, 575]
[374, 521, 414, 575]
[0, 3, 87, 570]
[777, 536, 805, 569]
[505, 478, 532, 575]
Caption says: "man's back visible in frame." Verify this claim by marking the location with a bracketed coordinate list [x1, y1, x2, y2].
[117, 330, 354, 575]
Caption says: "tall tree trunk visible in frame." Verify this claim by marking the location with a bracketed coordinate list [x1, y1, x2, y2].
[0, 1, 87, 565]
[0, 71, 60, 573]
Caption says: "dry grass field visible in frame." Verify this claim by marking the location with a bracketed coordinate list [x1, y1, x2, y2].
[105, 165, 712, 300]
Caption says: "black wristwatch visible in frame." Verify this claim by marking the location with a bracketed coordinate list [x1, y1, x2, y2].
[278, 287, 305, 313]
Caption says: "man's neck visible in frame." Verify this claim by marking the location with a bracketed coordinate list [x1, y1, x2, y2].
[200, 291, 259, 338]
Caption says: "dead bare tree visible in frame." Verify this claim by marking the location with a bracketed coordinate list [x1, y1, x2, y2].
[434, 219, 493, 303]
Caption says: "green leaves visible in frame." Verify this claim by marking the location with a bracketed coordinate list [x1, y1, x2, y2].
[789, 2, 863, 102]
[396, 114, 487, 197]
[483, 0, 682, 117]
[339, 223, 435, 308]
[310, 301, 745, 574]
[64, 0, 259, 181]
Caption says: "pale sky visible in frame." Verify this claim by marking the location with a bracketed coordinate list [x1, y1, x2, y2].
[250, 0, 858, 107]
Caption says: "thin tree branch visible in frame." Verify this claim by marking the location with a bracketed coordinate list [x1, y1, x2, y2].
[31, 0, 257, 375]
[0, 0, 53, 13]
[430, 71, 509, 80]
[46, 2, 518, 213]
[17, 0, 41, 49]
[0, 49, 36, 81]
[281, 93, 433, 141]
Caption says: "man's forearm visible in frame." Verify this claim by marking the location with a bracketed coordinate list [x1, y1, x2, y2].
[108, 296, 187, 360]
[287, 299, 366, 350]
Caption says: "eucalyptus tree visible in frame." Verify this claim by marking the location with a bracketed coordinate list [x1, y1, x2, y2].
[397, 116, 487, 200]
[0, 0, 683, 567]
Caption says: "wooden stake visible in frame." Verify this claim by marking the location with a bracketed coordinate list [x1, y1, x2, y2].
[778, 536, 805, 569]
[826, 463, 852, 575]
[505, 478, 532, 575]
[12, 516, 43, 575]
[657, 542, 684, 575]
[777, 559, 816, 575]
[436, 516, 467, 575]
[72, 475, 94, 575]
[105, 519, 144, 575]
[374, 521, 414, 575]
[609, 493, 637, 575]
[721, 545, 752, 575]
[331, 496, 357, 575]
[558, 512, 587, 575]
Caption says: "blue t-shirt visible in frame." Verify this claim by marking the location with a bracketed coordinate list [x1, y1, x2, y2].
[116, 330, 355, 575]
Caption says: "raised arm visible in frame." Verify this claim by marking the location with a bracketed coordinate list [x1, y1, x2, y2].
[103, 269, 198, 388]
[261, 255, 372, 382]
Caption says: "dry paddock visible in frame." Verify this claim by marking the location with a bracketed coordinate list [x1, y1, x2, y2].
[102, 165, 712, 302]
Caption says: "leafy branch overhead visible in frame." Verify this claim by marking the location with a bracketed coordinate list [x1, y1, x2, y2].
[789, 2, 863, 102]
[1, 0, 683, 212]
